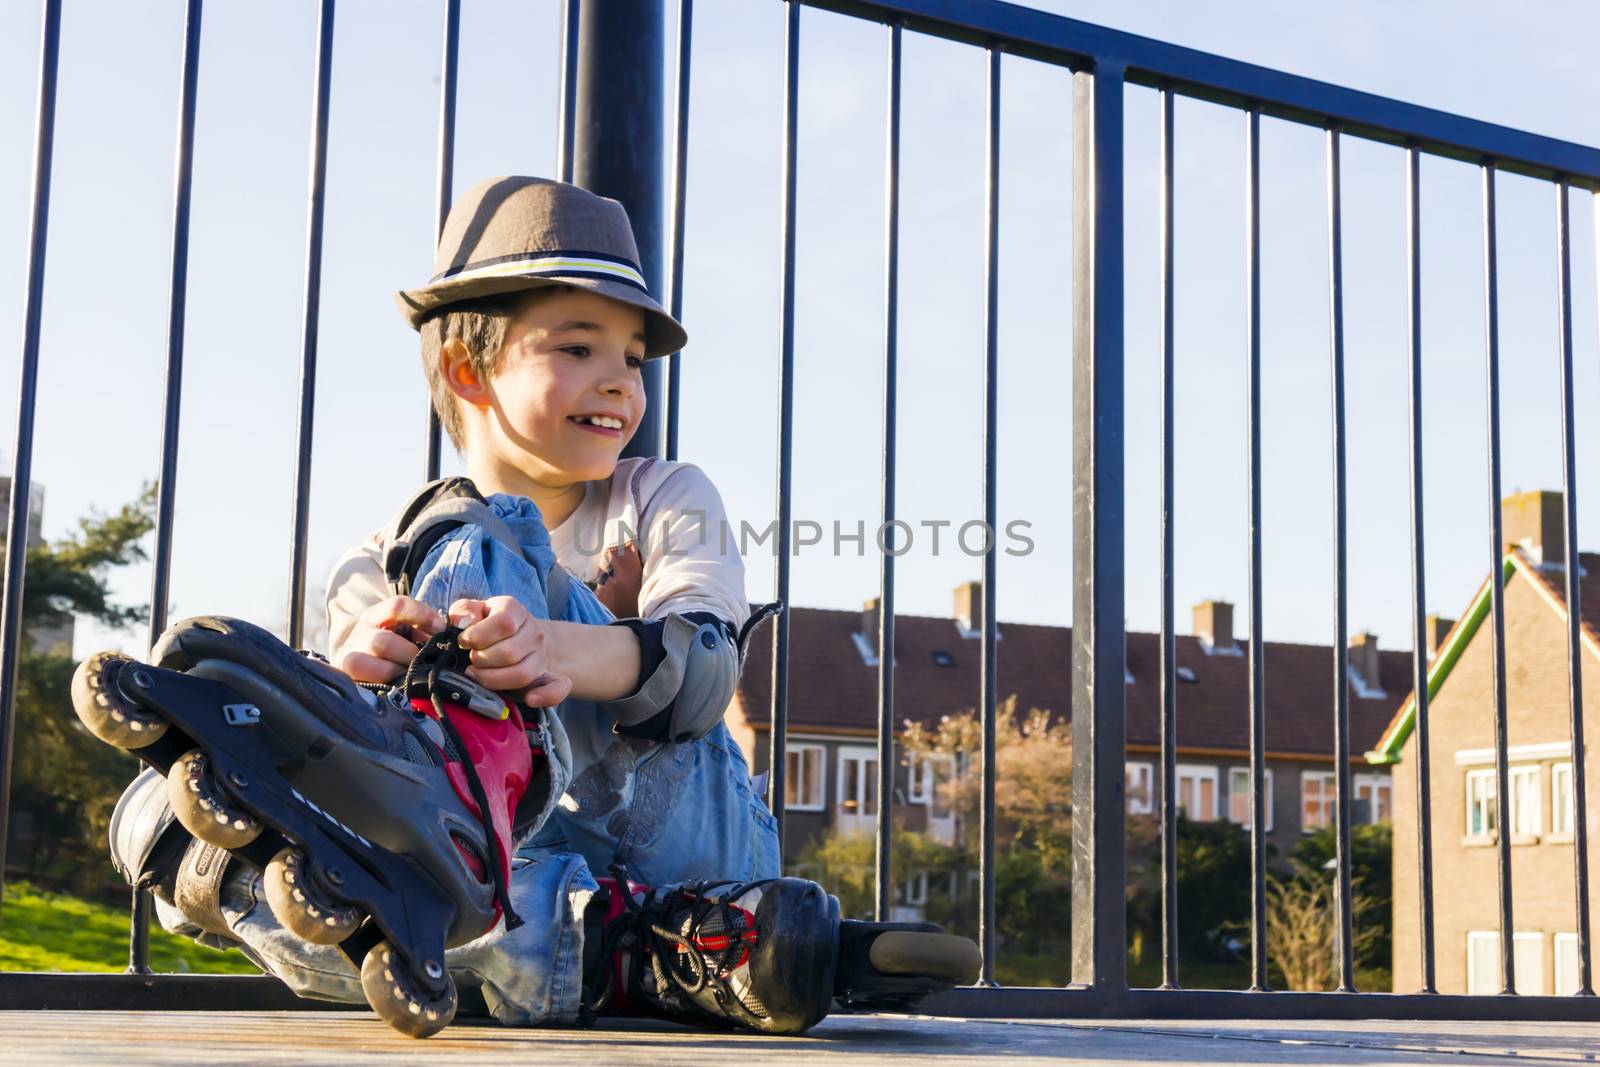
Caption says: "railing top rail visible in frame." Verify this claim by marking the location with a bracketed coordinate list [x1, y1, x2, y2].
[801, 0, 1600, 188]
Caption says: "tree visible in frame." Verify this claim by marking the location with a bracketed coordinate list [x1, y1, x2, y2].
[1289, 822, 1393, 982]
[5, 485, 156, 898]
[1125, 812, 1256, 965]
[1265, 859, 1383, 991]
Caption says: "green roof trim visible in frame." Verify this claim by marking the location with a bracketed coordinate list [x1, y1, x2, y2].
[1365, 555, 1518, 766]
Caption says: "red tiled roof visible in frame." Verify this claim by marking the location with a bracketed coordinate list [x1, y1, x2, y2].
[736, 605, 1409, 758]
[1514, 550, 1600, 647]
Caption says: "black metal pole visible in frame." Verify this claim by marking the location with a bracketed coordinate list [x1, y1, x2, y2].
[1158, 83, 1179, 991]
[768, 0, 800, 853]
[573, 0, 665, 465]
[0, 0, 61, 920]
[286, 0, 335, 651]
[1069, 57, 1128, 996]
[557, 0, 581, 185]
[873, 21, 902, 925]
[1405, 143, 1438, 995]
[663, 0, 692, 462]
[978, 45, 1001, 986]
[1554, 178, 1593, 996]
[135, 0, 204, 974]
[1481, 161, 1516, 995]
[1244, 104, 1268, 992]
[425, 0, 459, 483]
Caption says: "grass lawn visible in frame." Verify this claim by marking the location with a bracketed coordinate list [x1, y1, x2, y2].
[0, 881, 258, 975]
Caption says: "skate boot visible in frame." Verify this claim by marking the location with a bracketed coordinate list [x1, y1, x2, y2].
[72, 616, 544, 1038]
[582, 869, 980, 1033]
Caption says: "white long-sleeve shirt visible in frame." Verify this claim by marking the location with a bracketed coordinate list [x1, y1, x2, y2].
[323, 458, 750, 663]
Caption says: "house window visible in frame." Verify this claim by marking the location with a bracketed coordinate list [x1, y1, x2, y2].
[1227, 767, 1274, 831]
[909, 754, 956, 832]
[1465, 769, 1497, 839]
[837, 747, 879, 833]
[1301, 771, 1336, 832]
[1552, 762, 1575, 837]
[1467, 931, 1546, 995]
[1126, 762, 1154, 815]
[1510, 765, 1541, 838]
[1175, 765, 1218, 822]
[898, 871, 929, 907]
[784, 743, 825, 811]
[1555, 933, 1582, 996]
[1354, 773, 1392, 824]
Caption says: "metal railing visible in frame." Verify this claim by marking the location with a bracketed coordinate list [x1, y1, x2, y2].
[0, 0, 1597, 1023]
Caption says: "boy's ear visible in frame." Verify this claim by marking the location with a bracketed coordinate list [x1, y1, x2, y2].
[441, 338, 490, 409]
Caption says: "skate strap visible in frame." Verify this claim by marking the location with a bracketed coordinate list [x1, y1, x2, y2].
[381, 476, 573, 619]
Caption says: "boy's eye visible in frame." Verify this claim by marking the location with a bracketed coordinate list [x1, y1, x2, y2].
[626, 355, 644, 370]
[562, 345, 590, 358]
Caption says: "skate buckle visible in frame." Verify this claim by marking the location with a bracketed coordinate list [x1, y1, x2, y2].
[433, 670, 510, 721]
[222, 703, 262, 726]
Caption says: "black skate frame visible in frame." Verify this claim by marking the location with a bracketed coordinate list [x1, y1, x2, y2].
[117, 664, 459, 1000]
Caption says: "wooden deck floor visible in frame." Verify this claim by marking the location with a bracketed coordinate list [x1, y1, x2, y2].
[5, 1011, 1600, 1065]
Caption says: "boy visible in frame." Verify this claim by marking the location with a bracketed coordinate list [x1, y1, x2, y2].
[115, 177, 975, 1032]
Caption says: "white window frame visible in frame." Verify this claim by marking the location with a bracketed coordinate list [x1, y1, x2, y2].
[1556, 932, 1582, 996]
[1552, 762, 1576, 838]
[1353, 772, 1392, 825]
[909, 753, 956, 806]
[1510, 764, 1541, 840]
[1175, 764, 1219, 822]
[1301, 770, 1336, 833]
[1468, 931, 1546, 995]
[1465, 768, 1497, 841]
[836, 745, 879, 835]
[783, 742, 826, 812]
[1126, 761, 1155, 815]
[1227, 767, 1274, 831]
[899, 870, 929, 907]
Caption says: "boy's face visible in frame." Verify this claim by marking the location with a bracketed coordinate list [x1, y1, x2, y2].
[466, 287, 648, 485]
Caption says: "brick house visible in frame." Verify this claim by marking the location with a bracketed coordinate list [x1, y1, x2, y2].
[726, 582, 1407, 901]
[1374, 491, 1599, 998]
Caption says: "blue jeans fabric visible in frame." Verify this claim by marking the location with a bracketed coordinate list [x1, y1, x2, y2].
[158, 492, 779, 1025]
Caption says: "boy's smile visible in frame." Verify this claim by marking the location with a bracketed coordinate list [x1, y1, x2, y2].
[446, 286, 648, 520]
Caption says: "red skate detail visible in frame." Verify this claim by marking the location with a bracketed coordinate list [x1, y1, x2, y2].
[412, 695, 534, 932]
[594, 875, 649, 1017]
[680, 898, 758, 974]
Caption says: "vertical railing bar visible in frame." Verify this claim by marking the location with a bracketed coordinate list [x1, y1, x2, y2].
[1157, 83, 1179, 991]
[978, 43, 1001, 987]
[286, 0, 336, 650]
[0, 0, 62, 923]
[872, 20, 902, 925]
[425, 0, 459, 483]
[1481, 160, 1516, 995]
[557, 0, 580, 184]
[1326, 124, 1356, 992]
[1070, 57, 1128, 997]
[768, 0, 799, 853]
[135, 0, 204, 975]
[663, 0, 692, 462]
[1245, 103, 1269, 992]
[1555, 177, 1594, 996]
[1406, 143, 1438, 995]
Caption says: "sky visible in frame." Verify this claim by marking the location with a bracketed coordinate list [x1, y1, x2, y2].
[0, 0, 1598, 666]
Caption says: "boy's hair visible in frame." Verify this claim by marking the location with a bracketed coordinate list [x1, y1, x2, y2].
[419, 291, 535, 451]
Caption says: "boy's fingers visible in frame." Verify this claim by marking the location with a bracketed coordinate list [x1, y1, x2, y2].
[339, 651, 403, 685]
[377, 597, 447, 635]
[363, 629, 423, 666]
[448, 599, 489, 629]
[459, 608, 525, 650]
[465, 659, 540, 692]
[521, 672, 572, 709]
[467, 622, 543, 669]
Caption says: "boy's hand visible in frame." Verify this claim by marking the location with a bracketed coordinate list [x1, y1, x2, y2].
[338, 596, 448, 684]
[449, 596, 573, 708]
[593, 539, 643, 619]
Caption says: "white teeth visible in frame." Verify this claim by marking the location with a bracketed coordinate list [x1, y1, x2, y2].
[576, 414, 623, 429]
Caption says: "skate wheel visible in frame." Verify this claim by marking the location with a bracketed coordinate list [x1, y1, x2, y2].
[166, 749, 262, 850]
[71, 652, 167, 749]
[360, 940, 456, 1038]
[868, 931, 982, 982]
[264, 847, 364, 945]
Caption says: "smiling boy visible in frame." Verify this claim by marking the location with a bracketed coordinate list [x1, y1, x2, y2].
[124, 176, 976, 1032]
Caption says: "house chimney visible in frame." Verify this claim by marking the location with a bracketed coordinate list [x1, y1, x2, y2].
[953, 581, 982, 634]
[1193, 599, 1234, 652]
[1502, 489, 1565, 566]
[862, 596, 880, 648]
[1349, 631, 1381, 693]
[1425, 615, 1454, 660]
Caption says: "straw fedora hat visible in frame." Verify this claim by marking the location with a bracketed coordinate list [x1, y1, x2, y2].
[397, 176, 687, 358]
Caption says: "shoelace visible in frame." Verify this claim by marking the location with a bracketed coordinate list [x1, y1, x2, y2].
[403, 628, 523, 931]
[587, 864, 774, 1027]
